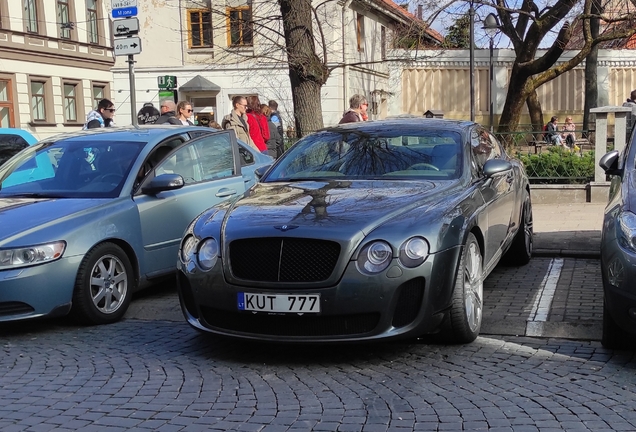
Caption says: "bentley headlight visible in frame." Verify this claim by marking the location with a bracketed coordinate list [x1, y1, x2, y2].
[399, 237, 430, 268]
[180, 235, 197, 262]
[0, 241, 66, 270]
[197, 238, 219, 270]
[357, 241, 392, 274]
[617, 211, 636, 252]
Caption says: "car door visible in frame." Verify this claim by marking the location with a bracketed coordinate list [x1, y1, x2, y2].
[134, 130, 245, 278]
[471, 127, 515, 266]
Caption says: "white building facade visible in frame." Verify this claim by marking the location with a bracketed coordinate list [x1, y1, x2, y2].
[0, 0, 114, 139]
[111, 0, 436, 131]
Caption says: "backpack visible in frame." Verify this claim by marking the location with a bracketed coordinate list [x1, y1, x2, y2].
[542, 124, 549, 143]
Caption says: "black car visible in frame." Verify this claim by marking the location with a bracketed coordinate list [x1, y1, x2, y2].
[177, 119, 533, 344]
[598, 127, 636, 348]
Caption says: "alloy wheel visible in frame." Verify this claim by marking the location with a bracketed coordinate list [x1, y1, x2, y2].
[463, 241, 483, 333]
[90, 254, 128, 314]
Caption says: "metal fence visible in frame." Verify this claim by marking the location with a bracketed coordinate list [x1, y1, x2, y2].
[494, 127, 597, 184]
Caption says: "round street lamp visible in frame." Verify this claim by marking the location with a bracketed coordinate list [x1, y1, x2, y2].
[482, 13, 500, 131]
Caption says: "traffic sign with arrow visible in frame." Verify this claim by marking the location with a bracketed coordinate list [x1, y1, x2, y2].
[114, 36, 142, 56]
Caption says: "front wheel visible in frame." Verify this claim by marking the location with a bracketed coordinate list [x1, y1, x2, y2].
[70, 242, 134, 325]
[504, 190, 533, 266]
[442, 232, 483, 343]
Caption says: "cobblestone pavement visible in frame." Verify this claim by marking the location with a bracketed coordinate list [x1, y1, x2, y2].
[2, 257, 636, 431]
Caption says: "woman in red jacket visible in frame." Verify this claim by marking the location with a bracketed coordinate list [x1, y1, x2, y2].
[245, 96, 269, 153]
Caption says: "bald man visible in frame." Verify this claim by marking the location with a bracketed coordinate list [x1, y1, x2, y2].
[155, 100, 181, 125]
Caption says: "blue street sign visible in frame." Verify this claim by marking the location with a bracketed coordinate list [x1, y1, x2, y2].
[112, 6, 137, 18]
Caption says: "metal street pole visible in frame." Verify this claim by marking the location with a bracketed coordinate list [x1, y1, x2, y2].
[489, 38, 494, 131]
[128, 54, 137, 127]
[482, 12, 500, 131]
[469, 2, 475, 122]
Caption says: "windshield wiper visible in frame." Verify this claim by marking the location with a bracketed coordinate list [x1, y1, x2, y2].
[0, 193, 66, 199]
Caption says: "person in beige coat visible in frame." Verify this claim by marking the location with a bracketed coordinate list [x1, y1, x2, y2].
[222, 96, 258, 151]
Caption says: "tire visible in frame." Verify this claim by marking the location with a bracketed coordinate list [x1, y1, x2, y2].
[443, 232, 483, 344]
[70, 242, 134, 325]
[504, 190, 533, 266]
[601, 298, 636, 349]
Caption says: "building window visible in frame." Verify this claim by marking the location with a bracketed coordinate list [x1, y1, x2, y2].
[63, 83, 77, 122]
[87, 0, 99, 44]
[0, 79, 14, 128]
[228, 5, 253, 47]
[356, 13, 365, 52]
[31, 81, 46, 121]
[57, 0, 71, 39]
[92, 83, 108, 108]
[188, 9, 213, 48]
[24, 0, 38, 33]
[93, 85, 104, 108]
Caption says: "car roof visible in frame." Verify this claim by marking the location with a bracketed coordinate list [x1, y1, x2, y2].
[37, 125, 211, 144]
[0, 128, 38, 144]
[321, 118, 475, 134]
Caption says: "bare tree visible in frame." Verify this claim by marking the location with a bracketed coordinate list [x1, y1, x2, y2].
[186, 0, 440, 137]
[278, 0, 330, 136]
[494, 0, 636, 140]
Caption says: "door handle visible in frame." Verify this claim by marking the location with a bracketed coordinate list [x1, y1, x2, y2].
[215, 189, 237, 197]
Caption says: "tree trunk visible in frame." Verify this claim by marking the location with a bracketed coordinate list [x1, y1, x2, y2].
[278, 0, 329, 137]
[288, 70, 324, 136]
[497, 67, 534, 148]
[526, 90, 544, 136]
[583, 0, 602, 137]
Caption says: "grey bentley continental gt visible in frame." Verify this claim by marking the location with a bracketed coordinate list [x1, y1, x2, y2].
[177, 119, 533, 343]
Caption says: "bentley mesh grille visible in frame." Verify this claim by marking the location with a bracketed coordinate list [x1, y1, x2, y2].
[201, 307, 380, 336]
[229, 237, 341, 282]
[392, 277, 425, 328]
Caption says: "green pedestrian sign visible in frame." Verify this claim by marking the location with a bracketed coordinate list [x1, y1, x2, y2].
[158, 75, 177, 90]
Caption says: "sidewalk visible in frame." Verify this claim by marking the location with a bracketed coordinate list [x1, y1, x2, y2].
[532, 202, 605, 258]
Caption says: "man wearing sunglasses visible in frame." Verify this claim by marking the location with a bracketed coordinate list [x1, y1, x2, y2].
[83, 98, 116, 129]
[155, 100, 182, 125]
[339, 94, 368, 124]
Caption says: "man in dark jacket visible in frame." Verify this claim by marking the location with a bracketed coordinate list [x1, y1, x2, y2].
[268, 100, 284, 137]
[339, 94, 368, 124]
[623, 89, 636, 135]
[154, 100, 181, 125]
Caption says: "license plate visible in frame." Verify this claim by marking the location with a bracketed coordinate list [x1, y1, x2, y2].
[237, 293, 321, 313]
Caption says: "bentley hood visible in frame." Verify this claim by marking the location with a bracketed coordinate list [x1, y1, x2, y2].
[223, 180, 460, 238]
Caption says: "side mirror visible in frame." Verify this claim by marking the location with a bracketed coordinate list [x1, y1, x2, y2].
[599, 150, 621, 176]
[483, 159, 512, 178]
[141, 173, 185, 195]
[254, 164, 271, 180]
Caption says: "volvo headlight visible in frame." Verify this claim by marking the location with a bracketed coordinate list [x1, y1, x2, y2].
[0, 241, 66, 270]
[399, 237, 430, 268]
[180, 235, 197, 262]
[197, 238, 219, 270]
[357, 241, 392, 274]
[617, 211, 636, 252]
